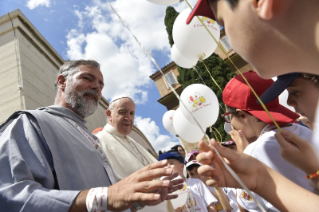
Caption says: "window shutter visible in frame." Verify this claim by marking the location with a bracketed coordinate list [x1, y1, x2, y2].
[164, 72, 178, 87]
[221, 36, 233, 52]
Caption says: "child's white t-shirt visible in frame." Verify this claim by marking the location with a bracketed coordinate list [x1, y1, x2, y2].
[237, 123, 313, 211]
[223, 187, 239, 212]
[181, 178, 219, 212]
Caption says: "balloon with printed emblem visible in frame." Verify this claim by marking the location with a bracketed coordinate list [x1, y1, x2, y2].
[173, 8, 220, 61]
[179, 83, 219, 128]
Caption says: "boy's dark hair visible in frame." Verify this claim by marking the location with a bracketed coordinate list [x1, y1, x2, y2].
[298, 74, 319, 88]
[186, 164, 200, 172]
[170, 145, 184, 152]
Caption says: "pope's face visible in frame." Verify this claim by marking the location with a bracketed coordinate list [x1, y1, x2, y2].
[107, 98, 135, 136]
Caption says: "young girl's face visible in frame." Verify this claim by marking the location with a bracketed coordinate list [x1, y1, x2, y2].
[287, 78, 319, 122]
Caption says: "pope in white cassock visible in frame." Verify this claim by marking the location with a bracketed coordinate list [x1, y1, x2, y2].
[95, 97, 174, 212]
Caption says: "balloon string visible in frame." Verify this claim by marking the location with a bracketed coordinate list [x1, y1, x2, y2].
[184, 0, 282, 133]
[210, 128, 219, 142]
[192, 66, 207, 85]
[201, 61, 222, 92]
[213, 127, 223, 143]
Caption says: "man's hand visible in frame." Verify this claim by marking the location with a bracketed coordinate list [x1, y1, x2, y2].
[196, 139, 266, 193]
[107, 160, 184, 211]
[275, 130, 319, 175]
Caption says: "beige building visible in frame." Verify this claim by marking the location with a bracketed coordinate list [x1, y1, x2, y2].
[0, 9, 157, 158]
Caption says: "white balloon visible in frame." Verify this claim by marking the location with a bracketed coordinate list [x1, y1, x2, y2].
[162, 110, 177, 135]
[170, 176, 189, 209]
[146, 0, 181, 6]
[173, 8, 220, 60]
[173, 108, 205, 143]
[180, 84, 219, 128]
[171, 44, 198, 69]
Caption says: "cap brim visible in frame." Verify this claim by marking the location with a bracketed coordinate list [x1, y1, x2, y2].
[186, 160, 202, 168]
[249, 104, 299, 125]
[186, 0, 215, 24]
[259, 74, 299, 104]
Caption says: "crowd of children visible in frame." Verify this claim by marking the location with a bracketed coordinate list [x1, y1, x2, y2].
[184, 0, 319, 211]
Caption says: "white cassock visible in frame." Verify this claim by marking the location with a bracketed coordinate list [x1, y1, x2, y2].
[96, 124, 174, 212]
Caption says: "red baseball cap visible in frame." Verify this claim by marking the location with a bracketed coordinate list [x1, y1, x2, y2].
[186, 0, 215, 24]
[222, 71, 299, 125]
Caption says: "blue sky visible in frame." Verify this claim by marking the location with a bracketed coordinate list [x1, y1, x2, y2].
[0, 0, 199, 152]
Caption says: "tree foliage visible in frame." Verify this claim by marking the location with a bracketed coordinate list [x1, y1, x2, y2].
[164, 6, 236, 141]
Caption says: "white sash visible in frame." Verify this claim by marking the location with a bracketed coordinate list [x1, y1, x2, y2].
[65, 118, 117, 185]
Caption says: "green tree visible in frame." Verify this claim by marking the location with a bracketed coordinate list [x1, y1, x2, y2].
[164, 6, 236, 141]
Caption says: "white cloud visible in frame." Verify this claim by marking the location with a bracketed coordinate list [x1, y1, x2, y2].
[65, 0, 198, 103]
[26, 0, 51, 10]
[134, 116, 180, 152]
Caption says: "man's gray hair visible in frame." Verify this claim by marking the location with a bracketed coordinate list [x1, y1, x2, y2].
[54, 60, 100, 90]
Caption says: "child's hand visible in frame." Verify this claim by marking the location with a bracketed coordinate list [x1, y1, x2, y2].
[229, 129, 249, 152]
[275, 130, 319, 175]
[196, 139, 267, 192]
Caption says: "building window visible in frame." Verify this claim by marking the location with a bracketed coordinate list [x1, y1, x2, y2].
[164, 71, 178, 88]
[220, 36, 233, 52]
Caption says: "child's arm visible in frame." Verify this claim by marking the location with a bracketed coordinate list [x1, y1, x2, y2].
[207, 203, 217, 212]
[196, 139, 319, 211]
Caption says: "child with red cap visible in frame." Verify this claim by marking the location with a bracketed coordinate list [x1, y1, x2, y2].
[222, 71, 313, 211]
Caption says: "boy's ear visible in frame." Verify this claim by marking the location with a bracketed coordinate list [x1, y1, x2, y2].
[254, 0, 274, 20]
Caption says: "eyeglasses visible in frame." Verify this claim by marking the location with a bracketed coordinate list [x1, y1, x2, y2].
[221, 112, 231, 123]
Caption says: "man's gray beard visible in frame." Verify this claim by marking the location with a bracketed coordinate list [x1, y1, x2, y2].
[64, 84, 98, 118]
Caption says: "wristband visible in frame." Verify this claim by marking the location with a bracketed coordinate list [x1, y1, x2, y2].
[86, 187, 108, 212]
[306, 171, 319, 180]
